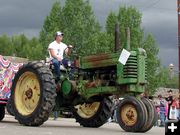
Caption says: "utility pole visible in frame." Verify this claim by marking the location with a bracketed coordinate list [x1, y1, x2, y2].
[177, 0, 180, 107]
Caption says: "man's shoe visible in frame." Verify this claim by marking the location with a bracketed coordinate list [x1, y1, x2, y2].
[56, 84, 61, 92]
[55, 76, 60, 83]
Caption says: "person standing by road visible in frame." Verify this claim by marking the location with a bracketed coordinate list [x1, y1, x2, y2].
[165, 90, 173, 119]
[53, 111, 58, 120]
[169, 96, 179, 120]
[158, 94, 166, 127]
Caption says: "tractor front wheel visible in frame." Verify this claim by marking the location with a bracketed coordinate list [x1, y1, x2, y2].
[139, 97, 157, 132]
[116, 96, 148, 132]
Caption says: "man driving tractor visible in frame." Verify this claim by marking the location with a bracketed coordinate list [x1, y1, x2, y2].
[48, 31, 73, 81]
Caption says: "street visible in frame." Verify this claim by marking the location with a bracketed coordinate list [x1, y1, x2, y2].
[0, 115, 165, 135]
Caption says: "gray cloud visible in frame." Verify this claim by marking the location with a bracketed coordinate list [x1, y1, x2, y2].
[90, 0, 178, 67]
[159, 48, 178, 69]
[0, 0, 55, 36]
[0, 0, 178, 67]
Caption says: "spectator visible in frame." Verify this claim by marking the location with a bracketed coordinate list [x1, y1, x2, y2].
[54, 111, 58, 120]
[169, 96, 179, 120]
[158, 94, 166, 127]
[107, 96, 119, 123]
[165, 90, 173, 119]
[112, 98, 119, 122]
[165, 101, 169, 120]
[154, 105, 160, 127]
[178, 97, 180, 120]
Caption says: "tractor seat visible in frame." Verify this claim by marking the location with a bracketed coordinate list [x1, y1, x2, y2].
[59, 64, 66, 71]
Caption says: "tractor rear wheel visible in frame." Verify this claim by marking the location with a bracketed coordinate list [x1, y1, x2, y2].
[0, 106, 5, 121]
[116, 96, 148, 132]
[6, 98, 14, 116]
[73, 97, 112, 127]
[11, 61, 56, 126]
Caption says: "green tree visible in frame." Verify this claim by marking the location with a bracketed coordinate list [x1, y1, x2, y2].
[12, 34, 29, 57]
[22, 37, 44, 60]
[157, 67, 178, 89]
[0, 35, 13, 56]
[142, 34, 160, 94]
[106, 11, 117, 35]
[106, 6, 144, 49]
[60, 0, 101, 55]
[39, 0, 103, 56]
[80, 32, 114, 55]
[0, 34, 43, 60]
[39, 1, 62, 55]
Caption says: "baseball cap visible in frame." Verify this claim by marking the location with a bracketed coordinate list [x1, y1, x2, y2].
[55, 31, 64, 37]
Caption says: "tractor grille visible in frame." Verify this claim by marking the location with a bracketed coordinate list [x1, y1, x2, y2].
[123, 55, 138, 78]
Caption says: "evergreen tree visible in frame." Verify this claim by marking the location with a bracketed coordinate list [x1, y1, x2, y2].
[142, 34, 160, 94]
[106, 6, 143, 49]
[157, 67, 178, 89]
[60, 0, 102, 55]
[39, 1, 62, 55]
[0, 34, 43, 60]
[0, 35, 13, 56]
[39, 0, 102, 56]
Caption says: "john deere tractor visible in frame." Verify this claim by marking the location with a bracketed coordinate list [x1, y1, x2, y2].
[9, 25, 156, 132]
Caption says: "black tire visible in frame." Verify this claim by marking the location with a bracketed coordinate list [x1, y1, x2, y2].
[6, 98, 14, 116]
[140, 97, 156, 132]
[137, 98, 148, 131]
[0, 106, 5, 121]
[116, 96, 147, 132]
[11, 61, 56, 126]
[73, 97, 113, 127]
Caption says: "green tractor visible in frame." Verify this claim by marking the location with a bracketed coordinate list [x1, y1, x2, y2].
[9, 25, 156, 132]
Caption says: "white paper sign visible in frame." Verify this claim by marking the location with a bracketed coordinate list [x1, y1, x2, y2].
[118, 49, 131, 65]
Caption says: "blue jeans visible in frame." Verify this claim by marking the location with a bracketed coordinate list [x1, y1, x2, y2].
[54, 111, 58, 119]
[160, 112, 165, 126]
[52, 58, 74, 80]
[61, 58, 69, 68]
[113, 108, 118, 122]
[51, 59, 61, 78]
[178, 109, 180, 120]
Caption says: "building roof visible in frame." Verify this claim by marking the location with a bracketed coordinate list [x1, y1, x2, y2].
[3, 56, 28, 63]
[153, 87, 179, 98]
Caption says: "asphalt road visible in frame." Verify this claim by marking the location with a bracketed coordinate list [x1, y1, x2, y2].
[0, 115, 165, 135]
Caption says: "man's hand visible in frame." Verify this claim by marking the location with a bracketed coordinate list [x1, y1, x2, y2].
[68, 45, 73, 48]
[56, 57, 62, 61]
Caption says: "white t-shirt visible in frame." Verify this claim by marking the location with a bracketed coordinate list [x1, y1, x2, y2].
[48, 41, 67, 59]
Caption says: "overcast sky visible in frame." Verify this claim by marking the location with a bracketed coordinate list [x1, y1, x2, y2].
[0, 0, 178, 69]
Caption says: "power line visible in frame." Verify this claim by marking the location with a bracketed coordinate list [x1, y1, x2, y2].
[141, 0, 161, 11]
[151, 7, 175, 11]
[120, 0, 174, 12]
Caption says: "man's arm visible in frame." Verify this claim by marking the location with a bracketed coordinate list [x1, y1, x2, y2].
[64, 45, 73, 56]
[49, 49, 61, 61]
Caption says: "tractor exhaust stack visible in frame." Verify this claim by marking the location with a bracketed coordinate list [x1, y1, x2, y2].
[115, 23, 120, 52]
